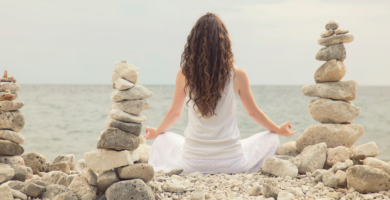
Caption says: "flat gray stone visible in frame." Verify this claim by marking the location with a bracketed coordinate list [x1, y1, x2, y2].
[0, 163, 15, 184]
[0, 139, 24, 156]
[320, 30, 334, 38]
[0, 101, 24, 111]
[97, 128, 140, 151]
[117, 163, 154, 182]
[97, 170, 119, 192]
[0, 130, 25, 144]
[106, 179, 155, 200]
[302, 80, 358, 101]
[289, 142, 327, 174]
[315, 59, 347, 83]
[109, 109, 146, 123]
[262, 156, 298, 177]
[0, 110, 25, 132]
[111, 85, 153, 102]
[296, 124, 364, 152]
[318, 33, 354, 46]
[21, 152, 50, 174]
[325, 20, 339, 30]
[322, 172, 338, 188]
[0, 82, 20, 92]
[41, 184, 78, 200]
[10, 164, 33, 181]
[315, 43, 346, 61]
[111, 100, 149, 115]
[276, 141, 299, 157]
[309, 98, 360, 123]
[105, 117, 142, 135]
[346, 165, 390, 193]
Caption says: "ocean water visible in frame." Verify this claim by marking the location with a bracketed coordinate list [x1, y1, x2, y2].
[17, 85, 390, 161]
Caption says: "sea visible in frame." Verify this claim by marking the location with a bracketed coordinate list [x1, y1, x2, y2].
[16, 85, 390, 162]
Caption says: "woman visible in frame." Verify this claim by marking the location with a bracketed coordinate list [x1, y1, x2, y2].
[145, 13, 296, 174]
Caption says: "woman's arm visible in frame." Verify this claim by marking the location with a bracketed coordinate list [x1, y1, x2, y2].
[144, 69, 187, 140]
[235, 67, 296, 137]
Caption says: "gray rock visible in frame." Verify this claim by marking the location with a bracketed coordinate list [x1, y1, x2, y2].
[10, 189, 27, 200]
[322, 172, 338, 188]
[105, 117, 142, 136]
[0, 130, 25, 144]
[263, 179, 280, 199]
[136, 144, 151, 163]
[0, 156, 24, 166]
[111, 100, 149, 115]
[109, 109, 147, 123]
[162, 179, 186, 193]
[335, 170, 347, 187]
[329, 161, 348, 173]
[0, 184, 13, 200]
[41, 184, 78, 200]
[82, 169, 97, 186]
[97, 128, 140, 151]
[106, 179, 155, 200]
[325, 20, 339, 30]
[320, 30, 334, 38]
[0, 82, 20, 92]
[312, 169, 328, 182]
[111, 85, 153, 102]
[0, 91, 17, 100]
[0, 110, 25, 132]
[249, 182, 261, 196]
[0, 139, 24, 156]
[276, 141, 299, 157]
[262, 156, 298, 177]
[318, 33, 354, 46]
[277, 191, 295, 200]
[64, 174, 77, 187]
[289, 142, 327, 174]
[352, 142, 379, 160]
[346, 165, 390, 193]
[4, 180, 26, 191]
[114, 60, 140, 84]
[315, 59, 347, 83]
[363, 157, 390, 175]
[190, 187, 205, 200]
[10, 164, 33, 181]
[117, 163, 154, 182]
[309, 98, 360, 123]
[0, 163, 15, 184]
[315, 43, 346, 62]
[274, 155, 293, 160]
[335, 29, 349, 35]
[20, 182, 46, 197]
[326, 146, 354, 166]
[68, 175, 97, 200]
[285, 187, 303, 197]
[49, 161, 70, 174]
[97, 170, 119, 192]
[84, 149, 139, 172]
[114, 77, 134, 91]
[302, 80, 358, 101]
[41, 171, 68, 186]
[21, 152, 50, 174]
[166, 168, 183, 176]
[72, 159, 87, 172]
[296, 124, 364, 152]
[0, 101, 24, 111]
[51, 154, 75, 167]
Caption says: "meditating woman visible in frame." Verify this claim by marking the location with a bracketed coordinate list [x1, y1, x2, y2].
[145, 13, 296, 174]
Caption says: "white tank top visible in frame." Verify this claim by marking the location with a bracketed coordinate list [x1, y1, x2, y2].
[182, 70, 243, 160]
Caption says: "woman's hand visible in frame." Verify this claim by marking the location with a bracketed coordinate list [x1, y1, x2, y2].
[144, 126, 162, 140]
[276, 121, 296, 137]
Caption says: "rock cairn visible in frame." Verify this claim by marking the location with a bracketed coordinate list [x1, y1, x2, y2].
[261, 20, 390, 195]
[83, 60, 155, 199]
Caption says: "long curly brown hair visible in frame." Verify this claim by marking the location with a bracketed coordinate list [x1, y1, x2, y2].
[181, 12, 235, 118]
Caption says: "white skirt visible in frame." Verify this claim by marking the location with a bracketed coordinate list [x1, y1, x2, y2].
[148, 131, 280, 174]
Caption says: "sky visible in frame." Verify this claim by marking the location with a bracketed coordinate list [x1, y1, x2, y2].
[1, 0, 390, 85]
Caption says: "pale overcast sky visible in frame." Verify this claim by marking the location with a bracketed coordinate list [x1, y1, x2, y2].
[1, 0, 389, 85]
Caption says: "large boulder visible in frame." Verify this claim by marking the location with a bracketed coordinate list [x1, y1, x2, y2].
[261, 156, 298, 177]
[10, 164, 33, 181]
[113, 60, 140, 84]
[117, 163, 154, 182]
[346, 165, 390, 193]
[318, 33, 354, 46]
[41, 184, 78, 200]
[326, 146, 354, 166]
[111, 100, 149, 115]
[309, 98, 360, 123]
[363, 157, 390, 175]
[0, 184, 13, 200]
[51, 154, 75, 167]
[105, 117, 142, 136]
[276, 141, 299, 157]
[136, 144, 151, 163]
[0, 130, 25, 144]
[0, 156, 25, 165]
[0, 110, 25, 132]
[289, 142, 327, 174]
[21, 152, 50, 174]
[68, 175, 97, 200]
[315, 59, 347, 83]
[97, 170, 119, 192]
[0, 101, 24, 111]
[109, 109, 147, 123]
[0, 139, 24, 156]
[351, 142, 379, 160]
[41, 171, 68, 187]
[106, 179, 155, 200]
[97, 128, 140, 151]
[0, 163, 15, 184]
[315, 43, 346, 62]
[302, 80, 357, 101]
[296, 124, 364, 152]
[0, 82, 20, 92]
[111, 85, 153, 102]
[84, 149, 139, 172]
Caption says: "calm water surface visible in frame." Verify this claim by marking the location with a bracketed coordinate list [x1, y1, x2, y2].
[17, 85, 390, 161]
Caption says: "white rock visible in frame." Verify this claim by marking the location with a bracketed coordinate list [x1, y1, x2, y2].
[97, 170, 119, 192]
[289, 142, 327, 174]
[315, 59, 347, 83]
[0, 130, 24, 144]
[10, 189, 27, 200]
[0, 163, 15, 184]
[109, 109, 147, 123]
[352, 142, 379, 160]
[138, 134, 146, 144]
[322, 172, 338, 188]
[302, 80, 358, 101]
[262, 156, 298, 177]
[276, 141, 299, 157]
[114, 78, 134, 91]
[326, 146, 353, 166]
[0, 101, 24, 111]
[111, 85, 153, 102]
[309, 98, 360, 123]
[277, 191, 295, 200]
[137, 144, 151, 163]
[84, 149, 139, 172]
[318, 33, 354, 46]
[191, 187, 205, 200]
[249, 183, 261, 196]
[320, 30, 334, 38]
[68, 175, 97, 200]
[363, 157, 390, 175]
[0, 184, 13, 200]
[72, 159, 87, 172]
[114, 60, 140, 84]
[329, 162, 348, 173]
[162, 179, 186, 193]
[335, 170, 347, 187]
[82, 169, 97, 186]
[347, 165, 390, 193]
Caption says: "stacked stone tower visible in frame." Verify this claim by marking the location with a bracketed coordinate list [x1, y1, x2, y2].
[0, 70, 26, 163]
[83, 60, 156, 199]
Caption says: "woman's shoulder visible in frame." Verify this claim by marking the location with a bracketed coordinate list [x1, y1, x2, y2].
[234, 66, 248, 81]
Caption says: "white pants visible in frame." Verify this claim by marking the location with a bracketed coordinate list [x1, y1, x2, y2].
[149, 131, 280, 174]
